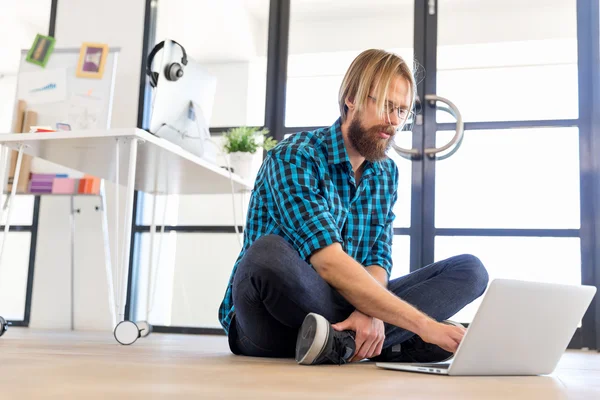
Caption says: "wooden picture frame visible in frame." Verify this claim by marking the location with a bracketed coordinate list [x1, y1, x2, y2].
[25, 34, 56, 68]
[76, 42, 109, 79]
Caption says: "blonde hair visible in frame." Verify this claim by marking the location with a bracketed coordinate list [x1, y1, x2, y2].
[339, 49, 416, 122]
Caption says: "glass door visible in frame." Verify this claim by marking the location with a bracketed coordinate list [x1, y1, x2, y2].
[280, 0, 592, 340]
[415, 0, 583, 324]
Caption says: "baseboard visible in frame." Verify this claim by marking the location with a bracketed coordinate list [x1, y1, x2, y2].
[150, 325, 225, 335]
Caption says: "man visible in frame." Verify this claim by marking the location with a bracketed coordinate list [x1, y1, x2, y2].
[218, 49, 489, 365]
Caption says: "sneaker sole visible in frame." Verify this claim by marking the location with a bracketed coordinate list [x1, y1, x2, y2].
[295, 313, 330, 365]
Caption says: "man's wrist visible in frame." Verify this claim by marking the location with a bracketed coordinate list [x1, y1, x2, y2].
[413, 314, 435, 336]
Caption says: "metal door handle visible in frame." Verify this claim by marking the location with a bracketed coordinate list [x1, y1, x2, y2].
[423, 94, 465, 160]
[390, 141, 420, 160]
[391, 95, 464, 161]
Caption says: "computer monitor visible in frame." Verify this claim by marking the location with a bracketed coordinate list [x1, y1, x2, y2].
[148, 39, 217, 162]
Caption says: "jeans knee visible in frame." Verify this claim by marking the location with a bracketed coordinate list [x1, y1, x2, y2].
[247, 235, 294, 260]
[238, 235, 294, 278]
[455, 254, 489, 296]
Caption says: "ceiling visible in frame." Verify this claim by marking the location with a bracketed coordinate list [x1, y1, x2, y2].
[242, 0, 571, 21]
[243, 0, 412, 21]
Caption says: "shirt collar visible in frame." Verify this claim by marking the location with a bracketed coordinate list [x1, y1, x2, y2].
[326, 118, 351, 166]
[325, 118, 382, 176]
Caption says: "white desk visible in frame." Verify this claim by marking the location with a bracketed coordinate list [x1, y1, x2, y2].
[0, 128, 251, 344]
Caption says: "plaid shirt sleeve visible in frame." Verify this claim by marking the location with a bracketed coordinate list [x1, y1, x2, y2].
[264, 147, 343, 261]
[363, 163, 399, 276]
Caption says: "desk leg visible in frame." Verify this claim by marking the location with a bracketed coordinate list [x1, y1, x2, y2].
[0, 145, 24, 267]
[145, 187, 158, 319]
[0, 146, 9, 337]
[135, 158, 162, 340]
[69, 196, 76, 331]
[99, 180, 117, 328]
[0, 146, 8, 227]
[0, 145, 23, 338]
[113, 138, 141, 345]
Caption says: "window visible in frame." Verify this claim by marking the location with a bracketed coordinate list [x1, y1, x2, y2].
[437, 0, 578, 122]
[285, 0, 414, 127]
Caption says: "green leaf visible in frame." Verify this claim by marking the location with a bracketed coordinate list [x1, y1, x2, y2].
[222, 126, 278, 154]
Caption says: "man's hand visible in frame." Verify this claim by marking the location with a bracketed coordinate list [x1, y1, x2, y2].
[418, 320, 466, 353]
[332, 310, 385, 362]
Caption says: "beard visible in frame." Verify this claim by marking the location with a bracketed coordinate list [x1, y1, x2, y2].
[347, 114, 395, 162]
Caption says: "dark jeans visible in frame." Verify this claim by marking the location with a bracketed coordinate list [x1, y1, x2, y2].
[229, 235, 489, 360]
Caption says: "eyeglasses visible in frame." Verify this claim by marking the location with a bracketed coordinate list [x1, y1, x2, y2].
[368, 95, 414, 121]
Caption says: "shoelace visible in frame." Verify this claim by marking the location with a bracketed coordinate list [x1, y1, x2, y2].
[327, 335, 350, 366]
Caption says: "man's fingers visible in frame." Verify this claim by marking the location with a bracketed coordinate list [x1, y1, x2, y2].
[352, 342, 370, 362]
[351, 331, 367, 362]
[441, 339, 457, 353]
[363, 336, 379, 360]
[450, 327, 466, 343]
[332, 320, 351, 332]
[447, 337, 459, 353]
[373, 335, 385, 358]
[454, 326, 466, 336]
[354, 335, 375, 361]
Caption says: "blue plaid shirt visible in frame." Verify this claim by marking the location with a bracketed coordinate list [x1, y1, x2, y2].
[218, 118, 399, 334]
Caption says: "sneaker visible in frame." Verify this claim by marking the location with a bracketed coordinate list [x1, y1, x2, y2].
[295, 313, 356, 365]
[373, 320, 464, 363]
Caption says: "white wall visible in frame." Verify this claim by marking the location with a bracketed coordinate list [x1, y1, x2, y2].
[0, 0, 51, 74]
[29, 0, 146, 331]
[0, 0, 51, 321]
[53, 0, 145, 129]
[204, 62, 251, 128]
[0, 74, 18, 132]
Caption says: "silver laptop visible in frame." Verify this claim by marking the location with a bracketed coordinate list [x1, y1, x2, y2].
[376, 279, 596, 376]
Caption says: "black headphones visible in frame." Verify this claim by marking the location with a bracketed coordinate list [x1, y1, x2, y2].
[146, 40, 188, 88]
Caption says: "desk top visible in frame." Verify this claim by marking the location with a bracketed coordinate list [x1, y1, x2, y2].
[0, 129, 253, 195]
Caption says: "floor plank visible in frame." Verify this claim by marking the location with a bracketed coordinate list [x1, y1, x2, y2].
[1, 328, 599, 399]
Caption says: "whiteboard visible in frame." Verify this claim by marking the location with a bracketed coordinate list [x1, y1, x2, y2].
[14, 47, 119, 131]
[12, 47, 119, 175]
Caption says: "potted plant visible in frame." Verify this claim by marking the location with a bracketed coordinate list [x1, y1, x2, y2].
[223, 126, 277, 181]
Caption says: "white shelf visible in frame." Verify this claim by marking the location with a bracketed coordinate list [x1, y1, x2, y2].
[0, 129, 252, 195]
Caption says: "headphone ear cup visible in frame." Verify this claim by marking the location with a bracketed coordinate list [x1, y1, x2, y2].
[166, 63, 184, 82]
[150, 71, 159, 88]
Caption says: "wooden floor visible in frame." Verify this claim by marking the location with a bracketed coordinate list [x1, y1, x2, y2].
[1, 328, 599, 399]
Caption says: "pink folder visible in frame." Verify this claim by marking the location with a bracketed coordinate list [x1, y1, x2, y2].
[52, 178, 76, 194]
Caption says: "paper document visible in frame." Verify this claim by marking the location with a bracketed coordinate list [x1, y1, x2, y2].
[68, 94, 102, 129]
[18, 68, 67, 105]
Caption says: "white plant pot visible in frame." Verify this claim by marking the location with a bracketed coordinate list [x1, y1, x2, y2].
[228, 151, 256, 182]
